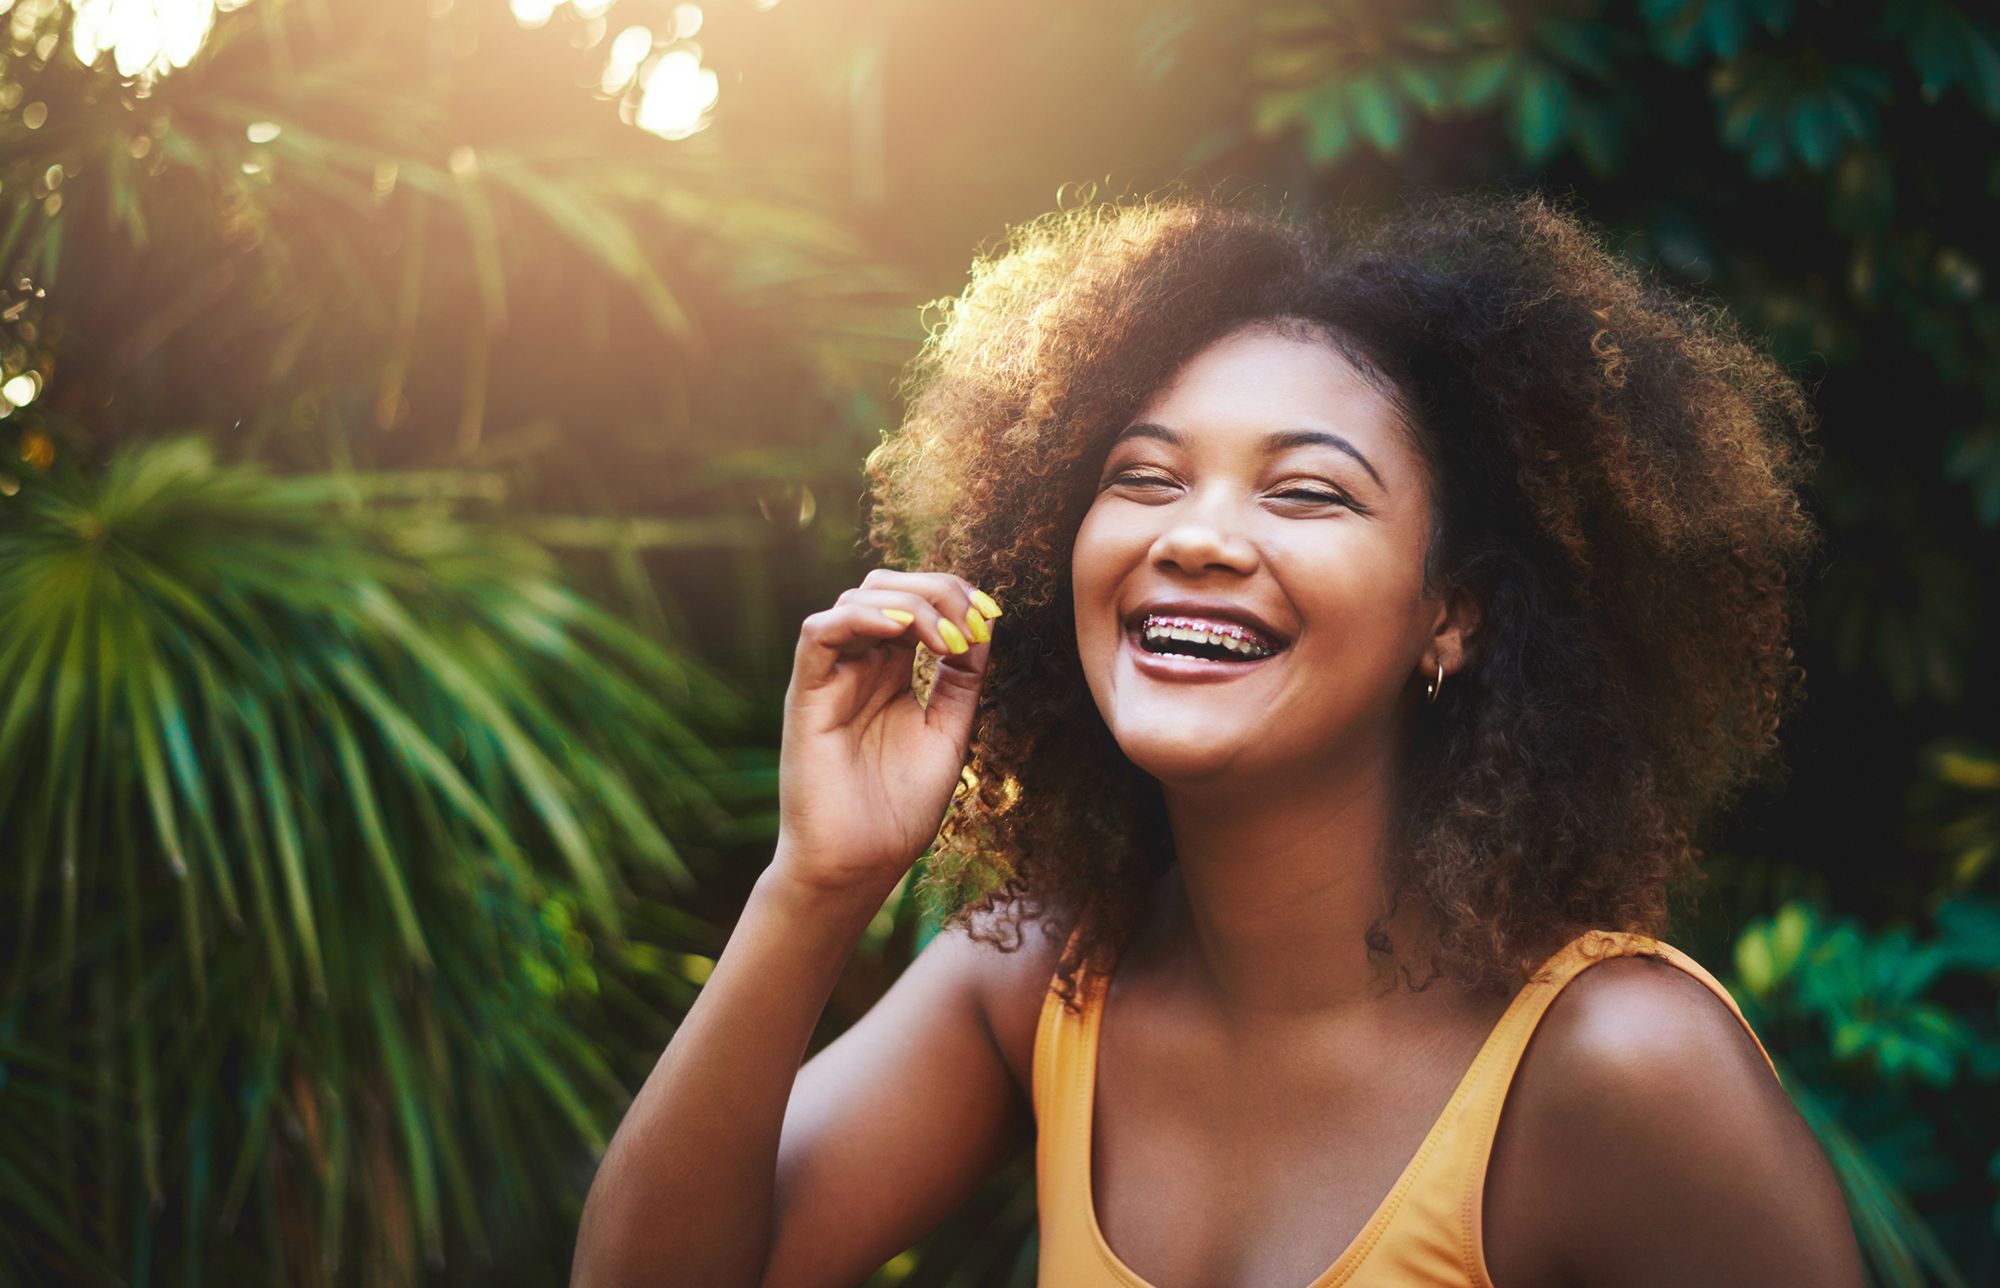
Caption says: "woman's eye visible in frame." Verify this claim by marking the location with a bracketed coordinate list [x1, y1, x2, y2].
[1107, 473, 1350, 507]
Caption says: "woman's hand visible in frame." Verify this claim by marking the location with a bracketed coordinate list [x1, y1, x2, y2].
[774, 568, 1003, 896]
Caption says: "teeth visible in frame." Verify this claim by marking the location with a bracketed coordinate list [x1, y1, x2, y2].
[1137, 614, 1277, 659]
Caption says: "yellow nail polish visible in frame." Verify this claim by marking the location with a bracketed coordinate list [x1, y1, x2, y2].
[970, 588, 1003, 619]
[938, 618, 969, 654]
[964, 605, 990, 644]
[880, 608, 915, 625]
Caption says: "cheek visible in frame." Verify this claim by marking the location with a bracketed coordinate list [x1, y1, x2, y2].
[1069, 506, 1125, 607]
[1069, 506, 1139, 662]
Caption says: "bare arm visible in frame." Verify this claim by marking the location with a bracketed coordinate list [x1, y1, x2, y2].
[761, 900, 1063, 1287]
[572, 864, 1059, 1288]
[572, 567, 1012, 1287]
[571, 860, 894, 1288]
[1517, 957, 1866, 1288]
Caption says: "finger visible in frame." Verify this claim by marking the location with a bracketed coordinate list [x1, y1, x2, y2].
[860, 568, 1004, 620]
[837, 588, 969, 658]
[793, 600, 919, 689]
[793, 589, 981, 690]
[923, 622, 991, 744]
[855, 569, 1000, 652]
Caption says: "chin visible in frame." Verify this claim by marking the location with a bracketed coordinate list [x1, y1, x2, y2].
[1112, 725, 1251, 784]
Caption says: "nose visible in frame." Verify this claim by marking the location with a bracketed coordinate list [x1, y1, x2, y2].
[1148, 490, 1259, 576]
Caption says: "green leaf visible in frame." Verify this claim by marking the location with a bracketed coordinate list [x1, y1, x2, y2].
[1788, 94, 1844, 171]
[1943, 428, 2000, 525]
[1534, 17, 1616, 80]
[1451, 48, 1519, 110]
[324, 701, 432, 971]
[1568, 95, 1625, 174]
[1303, 79, 1355, 165]
[1508, 61, 1569, 163]
[1346, 69, 1409, 152]
[1736, 925, 1777, 996]
[1390, 57, 1452, 114]
[1699, 0, 1750, 59]
[1770, 901, 1812, 979]
[1253, 86, 1319, 138]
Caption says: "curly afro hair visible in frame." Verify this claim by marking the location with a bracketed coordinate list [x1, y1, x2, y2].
[862, 188, 1821, 1014]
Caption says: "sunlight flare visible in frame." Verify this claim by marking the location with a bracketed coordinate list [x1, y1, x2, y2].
[69, 0, 253, 84]
[634, 45, 719, 140]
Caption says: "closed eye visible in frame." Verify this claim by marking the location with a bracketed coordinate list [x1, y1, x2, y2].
[1106, 473, 1359, 510]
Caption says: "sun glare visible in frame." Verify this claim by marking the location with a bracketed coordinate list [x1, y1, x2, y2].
[68, 0, 254, 84]
[63, 0, 724, 139]
[510, 0, 719, 140]
[634, 45, 719, 140]
[1, 371, 43, 410]
[601, 24, 653, 94]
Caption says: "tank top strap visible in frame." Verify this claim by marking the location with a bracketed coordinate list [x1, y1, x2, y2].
[1474, 927, 1780, 1091]
[1030, 921, 1098, 1128]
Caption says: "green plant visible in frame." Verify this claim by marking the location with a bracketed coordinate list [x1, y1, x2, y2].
[1729, 897, 2000, 1286]
[0, 436, 755, 1283]
[0, 0, 914, 511]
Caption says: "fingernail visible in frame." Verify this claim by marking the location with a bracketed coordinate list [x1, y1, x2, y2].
[969, 589, 1003, 618]
[964, 605, 990, 644]
[880, 608, 915, 625]
[937, 618, 970, 654]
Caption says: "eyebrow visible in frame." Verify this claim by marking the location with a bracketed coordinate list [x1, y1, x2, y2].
[1110, 422, 1386, 493]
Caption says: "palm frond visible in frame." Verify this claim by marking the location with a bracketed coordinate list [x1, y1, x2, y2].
[0, 436, 756, 1281]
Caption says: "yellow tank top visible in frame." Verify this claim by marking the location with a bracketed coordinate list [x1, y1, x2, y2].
[1031, 927, 1781, 1287]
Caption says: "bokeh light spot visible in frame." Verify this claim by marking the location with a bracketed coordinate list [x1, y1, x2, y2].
[602, 23, 652, 94]
[70, 0, 254, 85]
[2, 371, 42, 407]
[609, 23, 652, 66]
[509, 0, 558, 27]
[635, 47, 719, 141]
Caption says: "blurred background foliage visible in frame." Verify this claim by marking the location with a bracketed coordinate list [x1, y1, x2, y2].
[0, 0, 1995, 1283]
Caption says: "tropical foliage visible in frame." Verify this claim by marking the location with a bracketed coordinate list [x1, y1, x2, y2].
[0, 0, 886, 1281]
[0, 437, 758, 1282]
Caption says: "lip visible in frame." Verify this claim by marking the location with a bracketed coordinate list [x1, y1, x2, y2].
[1121, 625, 1286, 684]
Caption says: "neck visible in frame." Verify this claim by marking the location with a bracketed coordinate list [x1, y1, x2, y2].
[1145, 739, 1444, 1026]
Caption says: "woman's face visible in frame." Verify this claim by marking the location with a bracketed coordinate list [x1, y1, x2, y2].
[1071, 322, 1467, 788]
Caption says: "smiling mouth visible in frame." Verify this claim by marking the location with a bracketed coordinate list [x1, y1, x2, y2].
[1132, 614, 1284, 664]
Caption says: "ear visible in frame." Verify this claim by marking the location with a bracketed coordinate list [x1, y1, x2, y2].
[1426, 581, 1482, 679]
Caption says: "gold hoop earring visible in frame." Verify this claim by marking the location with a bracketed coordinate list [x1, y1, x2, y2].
[1424, 659, 1444, 704]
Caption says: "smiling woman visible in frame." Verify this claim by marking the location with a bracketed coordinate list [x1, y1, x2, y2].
[575, 189, 1861, 1288]
[866, 190, 1823, 1005]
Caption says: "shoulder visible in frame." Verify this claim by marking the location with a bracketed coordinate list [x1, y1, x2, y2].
[926, 893, 1074, 1099]
[1505, 950, 1865, 1287]
[1538, 950, 1774, 1091]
